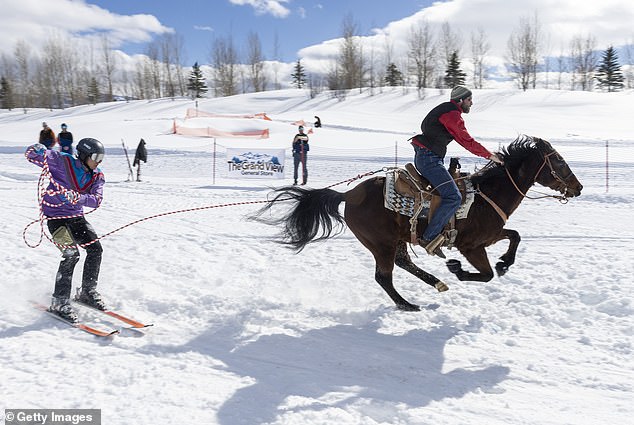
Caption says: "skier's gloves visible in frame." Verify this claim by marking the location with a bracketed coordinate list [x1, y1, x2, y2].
[58, 191, 81, 205]
[29, 143, 47, 155]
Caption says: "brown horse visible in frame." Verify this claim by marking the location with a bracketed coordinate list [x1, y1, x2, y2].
[251, 136, 583, 311]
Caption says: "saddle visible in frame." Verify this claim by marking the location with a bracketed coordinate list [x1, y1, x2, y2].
[392, 158, 469, 247]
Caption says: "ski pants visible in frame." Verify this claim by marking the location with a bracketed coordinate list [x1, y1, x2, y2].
[47, 216, 102, 299]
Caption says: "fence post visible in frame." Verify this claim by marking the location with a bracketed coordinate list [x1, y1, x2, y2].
[395, 140, 398, 167]
[213, 138, 217, 185]
[605, 139, 609, 193]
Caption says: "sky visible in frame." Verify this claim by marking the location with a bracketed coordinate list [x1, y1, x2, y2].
[1, 0, 633, 70]
[0, 87, 632, 424]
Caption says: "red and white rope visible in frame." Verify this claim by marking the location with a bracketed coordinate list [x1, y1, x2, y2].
[23, 150, 383, 250]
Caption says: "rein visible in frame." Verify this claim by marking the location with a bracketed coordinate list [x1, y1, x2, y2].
[504, 150, 571, 203]
[24, 161, 388, 250]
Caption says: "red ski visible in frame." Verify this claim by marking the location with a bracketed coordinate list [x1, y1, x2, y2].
[31, 301, 119, 337]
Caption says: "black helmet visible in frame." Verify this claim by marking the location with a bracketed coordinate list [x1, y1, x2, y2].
[76, 138, 105, 164]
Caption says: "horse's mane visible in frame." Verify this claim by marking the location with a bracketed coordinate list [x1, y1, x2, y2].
[470, 135, 551, 184]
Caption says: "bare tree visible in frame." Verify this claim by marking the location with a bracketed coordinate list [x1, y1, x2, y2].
[570, 34, 597, 91]
[336, 14, 366, 91]
[211, 35, 238, 97]
[470, 27, 490, 89]
[624, 37, 634, 89]
[14, 40, 33, 110]
[407, 21, 436, 92]
[100, 34, 116, 101]
[506, 14, 542, 91]
[247, 32, 267, 92]
[556, 44, 568, 90]
[146, 42, 162, 98]
[271, 32, 282, 90]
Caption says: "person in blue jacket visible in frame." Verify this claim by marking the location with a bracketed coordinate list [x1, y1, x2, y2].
[58, 123, 74, 154]
[292, 126, 309, 185]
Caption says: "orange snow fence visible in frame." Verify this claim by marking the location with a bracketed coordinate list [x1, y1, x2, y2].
[185, 108, 271, 121]
[174, 123, 269, 139]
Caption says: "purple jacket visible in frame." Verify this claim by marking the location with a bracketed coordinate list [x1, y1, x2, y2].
[26, 145, 105, 218]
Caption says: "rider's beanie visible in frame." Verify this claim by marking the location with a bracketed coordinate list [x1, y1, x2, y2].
[450, 85, 472, 102]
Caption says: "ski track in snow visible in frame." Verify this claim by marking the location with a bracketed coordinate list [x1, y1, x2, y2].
[0, 89, 633, 425]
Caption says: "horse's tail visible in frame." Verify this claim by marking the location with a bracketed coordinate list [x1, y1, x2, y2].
[249, 185, 346, 252]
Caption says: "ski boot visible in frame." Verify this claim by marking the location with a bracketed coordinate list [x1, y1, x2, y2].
[49, 297, 78, 323]
[75, 287, 107, 311]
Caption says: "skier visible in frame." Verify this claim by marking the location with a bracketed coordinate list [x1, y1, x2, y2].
[57, 123, 74, 155]
[25, 138, 107, 322]
[292, 125, 309, 185]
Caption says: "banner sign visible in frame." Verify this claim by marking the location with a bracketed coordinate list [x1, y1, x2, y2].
[226, 148, 285, 179]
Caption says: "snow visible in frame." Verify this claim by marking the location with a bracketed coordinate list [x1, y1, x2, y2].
[0, 87, 633, 425]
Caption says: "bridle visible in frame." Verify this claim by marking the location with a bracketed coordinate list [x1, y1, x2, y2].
[505, 149, 573, 203]
[476, 148, 573, 224]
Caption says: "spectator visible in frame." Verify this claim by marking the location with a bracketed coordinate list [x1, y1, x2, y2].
[58, 123, 74, 155]
[292, 125, 309, 185]
[39, 122, 56, 149]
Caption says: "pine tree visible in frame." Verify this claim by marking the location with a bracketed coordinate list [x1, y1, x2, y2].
[87, 77, 100, 104]
[595, 46, 624, 92]
[444, 51, 467, 88]
[0, 76, 15, 110]
[187, 62, 208, 99]
[290, 60, 307, 89]
[384, 63, 404, 86]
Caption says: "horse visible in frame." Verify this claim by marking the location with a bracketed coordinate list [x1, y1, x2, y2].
[251, 135, 583, 311]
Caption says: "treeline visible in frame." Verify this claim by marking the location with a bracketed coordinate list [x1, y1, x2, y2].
[1, 14, 632, 110]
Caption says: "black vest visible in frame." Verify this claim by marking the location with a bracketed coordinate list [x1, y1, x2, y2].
[419, 101, 459, 158]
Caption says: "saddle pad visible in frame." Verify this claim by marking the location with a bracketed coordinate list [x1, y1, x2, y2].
[384, 170, 476, 220]
[384, 170, 430, 217]
[455, 178, 475, 219]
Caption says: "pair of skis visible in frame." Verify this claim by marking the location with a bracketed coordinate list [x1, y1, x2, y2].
[32, 300, 152, 338]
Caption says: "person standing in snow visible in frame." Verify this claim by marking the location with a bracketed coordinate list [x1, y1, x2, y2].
[39, 122, 56, 149]
[25, 138, 107, 322]
[292, 125, 309, 185]
[411, 85, 504, 258]
[57, 123, 74, 155]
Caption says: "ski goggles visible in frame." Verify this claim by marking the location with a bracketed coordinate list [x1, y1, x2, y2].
[90, 152, 105, 162]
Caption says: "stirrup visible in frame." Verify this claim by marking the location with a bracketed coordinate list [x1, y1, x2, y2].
[420, 234, 446, 259]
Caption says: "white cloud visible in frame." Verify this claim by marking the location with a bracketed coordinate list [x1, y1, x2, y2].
[229, 0, 291, 18]
[194, 25, 215, 32]
[299, 0, 634, 73]
[0, 0, 172, 56]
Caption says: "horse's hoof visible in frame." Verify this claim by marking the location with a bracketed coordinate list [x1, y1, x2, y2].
[446, 259, 461, 273]
[435, 281, 449, 292]
[495, 262, 509, 276]
[397, 303, 420, 312]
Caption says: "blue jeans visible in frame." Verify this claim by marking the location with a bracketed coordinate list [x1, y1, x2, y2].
[414, 146, 461, 241]
[293, 152, 308, 183]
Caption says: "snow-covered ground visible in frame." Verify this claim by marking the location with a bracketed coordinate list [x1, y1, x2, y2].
[0, 88, 632, 425]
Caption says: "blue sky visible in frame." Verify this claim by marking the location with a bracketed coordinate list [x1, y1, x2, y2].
[0, 0, 632, 74]
[88, 0, 431, 64]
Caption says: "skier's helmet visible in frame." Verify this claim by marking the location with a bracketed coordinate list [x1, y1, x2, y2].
[76, 138, 105, 164]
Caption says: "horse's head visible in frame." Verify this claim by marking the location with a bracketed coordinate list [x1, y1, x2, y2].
[532, 138, 583, 198]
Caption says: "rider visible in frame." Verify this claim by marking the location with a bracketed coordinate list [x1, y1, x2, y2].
[412, 85, 503, 258]
[25, 138, 107, 322]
